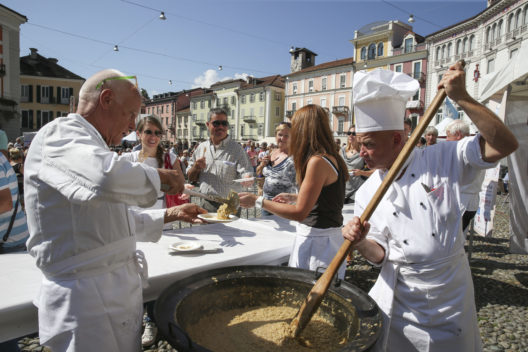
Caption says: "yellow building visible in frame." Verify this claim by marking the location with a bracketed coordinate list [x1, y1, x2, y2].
[20, 48, 84, 132]
[189, 89, 215, 142]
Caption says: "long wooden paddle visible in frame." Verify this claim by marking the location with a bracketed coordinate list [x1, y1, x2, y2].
[290, 61, 465, 338]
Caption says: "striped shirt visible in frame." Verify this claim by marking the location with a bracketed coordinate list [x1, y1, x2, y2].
[0, 153, 29, 248]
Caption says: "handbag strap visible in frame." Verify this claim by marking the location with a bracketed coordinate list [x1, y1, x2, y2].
[3, 193, 20, 242]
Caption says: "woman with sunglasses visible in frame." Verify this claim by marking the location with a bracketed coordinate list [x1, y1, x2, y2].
[255, 122, 296, 216]
[239, 105, 349, 278]
[342, 125, 372, 205]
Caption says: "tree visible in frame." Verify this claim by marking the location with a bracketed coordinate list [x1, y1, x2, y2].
[140, 88, 150, 100]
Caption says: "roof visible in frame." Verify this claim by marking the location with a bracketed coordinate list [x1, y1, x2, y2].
[0, 4, 27, 22]
[20, 50, 84, 80]
[286, 57, 354, 77]
[289, 47, 318, 56]
[239, 75, 285, 90]
[210, 78, 245, 88]
[425, 1, 494, 38]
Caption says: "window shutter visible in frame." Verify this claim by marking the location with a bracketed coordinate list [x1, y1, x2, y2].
[49, 86, 54, 104]
[37, 110, 41, 129]
[28, 85, 33, 102]
[69, 88, 73, 98]
[37, 85, 41, 103]
[57, 87, 61, 102]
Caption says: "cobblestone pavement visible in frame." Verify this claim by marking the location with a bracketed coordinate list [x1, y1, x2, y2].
[17, 195, 527, 351]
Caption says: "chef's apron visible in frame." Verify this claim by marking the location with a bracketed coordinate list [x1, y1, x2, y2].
[289, 222, 346, 279]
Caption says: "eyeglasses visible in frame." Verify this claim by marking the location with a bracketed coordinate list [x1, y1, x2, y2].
[143, 129, 162, 137]
[347, 131, 356, 136]
[96, 75, 138, 90]
[211, 120, 229, 127]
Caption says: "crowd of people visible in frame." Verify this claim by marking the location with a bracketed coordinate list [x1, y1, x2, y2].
[0, 62, 518, 352]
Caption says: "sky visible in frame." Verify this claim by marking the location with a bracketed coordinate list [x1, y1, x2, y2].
[4, 0, 487, 97]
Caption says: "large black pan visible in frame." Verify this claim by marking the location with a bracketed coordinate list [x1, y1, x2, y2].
[154, 265, 381, 351]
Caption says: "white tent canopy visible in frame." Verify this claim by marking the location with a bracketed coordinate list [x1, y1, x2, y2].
[479, 39, 528, 254]
[122, 131, 137, 142]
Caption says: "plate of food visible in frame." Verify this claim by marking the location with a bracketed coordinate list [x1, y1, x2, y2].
[197, 213, 238, 223]
[169, 241, 203, 252]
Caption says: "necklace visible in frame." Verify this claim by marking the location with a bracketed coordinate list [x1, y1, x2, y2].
[138, 149, 151, 163]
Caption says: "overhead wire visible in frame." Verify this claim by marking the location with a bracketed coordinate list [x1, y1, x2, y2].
[380, 0, 443, 29]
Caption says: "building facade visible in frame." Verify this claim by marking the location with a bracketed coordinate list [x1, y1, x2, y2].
[285, 49, 354, 137]
[425, 0, 528, 125]
[20, 48, 84, 133]
[189, 89, 214, 143]
[0, 4, 26, 140]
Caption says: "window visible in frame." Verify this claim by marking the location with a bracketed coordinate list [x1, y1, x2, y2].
[192, 114, 197, 121]
[469, 35, 475, 52]
[487, 58, 495, 74]
[259, 92, 264, 101]
[292, 102, 297, 111]
[441, 45, 446, 59]
[338, 96, 345, 106]
[447, 43, 452, 57]
[41, 86, 50, 104]
[292, 83, 297, 94]
[515, 9, 521, 29]
[525, 6, 528, 25]
[258, 124, 264, 136]
[307, 98, 312, 105]
[320, 98, 326, 107]
[486, 27, 492, 43]
[340, 75, 346, 88]
[241, 95, 246, 104]
[395, 64, 402, 72]
[413, 61, 421, 79]
[192, 102, 197, 109]
[498, 20, 503, 39]
[161, 106, 164, 114]
[231, 96, 235, 105]
[166, 105, 169, 113]
[223, 97, 227, 105]
[491, 23, 496, 42]
[200, 100, 205, 109]
[21, 110, 33, 128]
[338, 119, 344, 134]
[250, 94, 255, 103]
[436, 47, 441, 61]
[360, 47, 366, 60]
[241, 125, 245, 136]
[456, 40, 462, 55]
[404, 38, 413, 53]
[368, 43, 376, 59]
[322, 77, 327, 90]
[377, 43, 384, 57]
[308, 80, 314, 92]
[508, 13, 514, 32]
[412, 89, 419, 101]
[21, 85, 30, 102]
[37, 111, 52, 129]
[275, 92, 281, 101]
[463, 37, 468, 52]
[208, 100, 211, 108]
[275, 107, 280, 116]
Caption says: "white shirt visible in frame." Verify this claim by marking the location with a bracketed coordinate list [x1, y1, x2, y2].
[355, 135, 494, 352]
[24, 114, 165, 350]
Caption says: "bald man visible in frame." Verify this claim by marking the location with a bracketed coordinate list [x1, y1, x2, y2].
[24, 69, 204, 351]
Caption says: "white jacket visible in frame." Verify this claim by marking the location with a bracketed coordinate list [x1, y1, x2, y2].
[355, 135, 494, 352]
[25, 114, 165, 351]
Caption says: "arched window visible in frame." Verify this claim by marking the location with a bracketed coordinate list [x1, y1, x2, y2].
[469, 35, 475, 52]
[497, 20, 503, 39]
[442, 45, 446, 59]
[463, 37, 468, 52]
[436, 47, 441, 61]
[508, 13, 514, 32]
[447, 42, 452, 57]
[524, 5, 528, 25]
[486, 27, 491, 43]
[515, 9, 522, 29]
[360, 47, 366, 60]
[491, 23, 496, 41]
[368, 43, 376, 59]
[377, 43, 384, 57]
[456, 39, 462, 55]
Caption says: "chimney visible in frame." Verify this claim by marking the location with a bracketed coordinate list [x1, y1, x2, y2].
[290, 47, 317, 73]
[30, 48, 38, 59]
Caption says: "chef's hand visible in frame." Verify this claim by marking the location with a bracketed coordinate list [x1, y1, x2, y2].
[164, 203, 208, 224]
[438, 61, 470, 103]
[272, 193, 297, 204]
[342, 216, 370, 246]
[158, 168, 185, 194]
[238, 192, 257, 208]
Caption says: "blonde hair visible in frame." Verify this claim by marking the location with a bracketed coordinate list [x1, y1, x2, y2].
[9, 148, 23, 160]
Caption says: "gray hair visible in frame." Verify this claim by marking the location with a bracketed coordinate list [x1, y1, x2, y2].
[208, 107, 228, 121]
[424, 126, 438, 136]
[446, 120, 469, 137]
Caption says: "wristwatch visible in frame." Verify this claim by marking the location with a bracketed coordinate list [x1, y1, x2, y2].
[255, 196, 264, 209]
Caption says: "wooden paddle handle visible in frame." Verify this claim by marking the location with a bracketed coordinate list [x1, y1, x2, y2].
[290, 60, 465, 338]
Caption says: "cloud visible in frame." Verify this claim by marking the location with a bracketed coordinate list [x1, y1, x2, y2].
[192, 69, 250, 88]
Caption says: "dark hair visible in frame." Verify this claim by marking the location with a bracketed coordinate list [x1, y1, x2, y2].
[136, 116, 164, 168]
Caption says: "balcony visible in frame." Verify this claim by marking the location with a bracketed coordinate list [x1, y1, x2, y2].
[406, 100, 423, 110]
[192, 116, 206, 125]
[243, 115, 256, 123]
[286, 110, 295, 118]
[332, 106, 349, 116]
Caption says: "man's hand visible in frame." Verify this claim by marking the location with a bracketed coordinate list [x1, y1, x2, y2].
[342, 216, 370, 246]
[188, 156, 206, 182]
[164, 203, 207, 224]
[158, 168, 185, 195]
[238, 192, 257, 208]
[438, 61, 470, 103]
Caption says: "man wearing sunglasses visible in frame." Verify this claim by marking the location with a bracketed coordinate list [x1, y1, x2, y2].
[187, 107, 253, 212]
[23, 69, 205, 351]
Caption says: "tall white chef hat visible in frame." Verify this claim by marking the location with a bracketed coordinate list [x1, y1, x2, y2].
[353, 69, 419, 133]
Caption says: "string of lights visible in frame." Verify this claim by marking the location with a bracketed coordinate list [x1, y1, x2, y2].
[380, 0, 442, 29]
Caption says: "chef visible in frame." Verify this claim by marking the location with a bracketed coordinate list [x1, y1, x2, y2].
[24, 69, 206, 351]
[342, 62, 518, 352]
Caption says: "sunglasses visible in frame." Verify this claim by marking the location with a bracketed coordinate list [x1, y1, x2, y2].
[143, 129, 162, 137]
[96, 75, 138, 90]
[211, 120, 229, 127]
[347, 131, 356, 136]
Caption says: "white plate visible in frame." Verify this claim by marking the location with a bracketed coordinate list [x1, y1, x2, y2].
[232, 177, 255, 183]
[198, 213, 238, 223]
[169, 241, 203, 252]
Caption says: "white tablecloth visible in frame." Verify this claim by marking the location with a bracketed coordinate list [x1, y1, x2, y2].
[0, 216, 297, 342]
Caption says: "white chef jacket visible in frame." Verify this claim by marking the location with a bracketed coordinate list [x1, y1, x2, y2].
[355, 134, 494, 352]
[24, 114, 165, 351]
